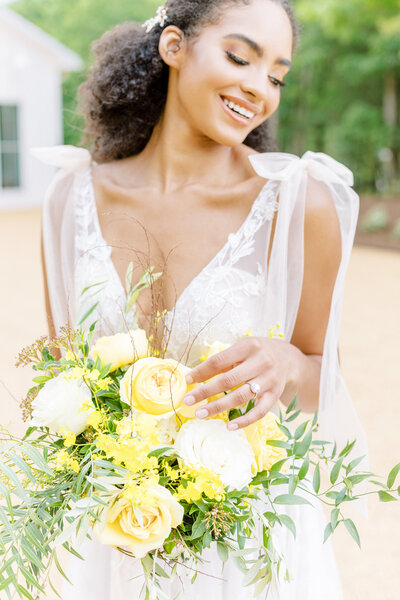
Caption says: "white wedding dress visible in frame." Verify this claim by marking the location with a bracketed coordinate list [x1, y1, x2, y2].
[34, 145, 368, 600]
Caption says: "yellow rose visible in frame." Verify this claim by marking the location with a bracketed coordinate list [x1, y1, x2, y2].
[90, 329, 148, 372]
[93, 485, 184, 558]
[121, 358, 189, 416]
[200, 341, 231, 362]
[244, 413, 287, 472]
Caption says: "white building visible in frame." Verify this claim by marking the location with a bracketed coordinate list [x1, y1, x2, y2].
[0, 3, 82, 210]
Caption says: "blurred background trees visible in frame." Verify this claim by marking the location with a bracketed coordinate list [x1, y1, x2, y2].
[10, 0, 400, 192]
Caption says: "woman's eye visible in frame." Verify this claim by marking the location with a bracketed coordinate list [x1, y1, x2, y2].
[268, 75, 286, 88]
[226, 51, 249, 66]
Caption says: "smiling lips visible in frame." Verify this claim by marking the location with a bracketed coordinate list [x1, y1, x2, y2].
[220, 95, 260, 124]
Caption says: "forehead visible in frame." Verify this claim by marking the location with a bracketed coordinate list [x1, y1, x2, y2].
[196, 0, 293, 58]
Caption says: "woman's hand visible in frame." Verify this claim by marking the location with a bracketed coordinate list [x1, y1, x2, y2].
[184, 337, 300, 430]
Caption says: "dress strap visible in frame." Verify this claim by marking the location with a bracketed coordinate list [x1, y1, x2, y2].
[30, 145, 92, 172]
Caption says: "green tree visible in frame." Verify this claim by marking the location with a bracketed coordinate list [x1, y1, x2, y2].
[279, 0, 400, 190]
[11, 0, 161, 145]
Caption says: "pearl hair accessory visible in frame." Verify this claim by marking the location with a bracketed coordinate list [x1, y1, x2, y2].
[142, 5, 169, 33]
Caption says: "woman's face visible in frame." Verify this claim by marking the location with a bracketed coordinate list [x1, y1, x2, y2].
[169, 0, 293, 147]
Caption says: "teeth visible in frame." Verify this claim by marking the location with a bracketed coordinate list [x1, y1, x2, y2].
[223, 98, 255, 119]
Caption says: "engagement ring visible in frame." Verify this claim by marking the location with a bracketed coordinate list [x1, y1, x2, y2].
[247, 382, 261, 397]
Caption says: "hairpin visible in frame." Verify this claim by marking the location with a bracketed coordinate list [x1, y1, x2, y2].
[142, 5, 169, 33]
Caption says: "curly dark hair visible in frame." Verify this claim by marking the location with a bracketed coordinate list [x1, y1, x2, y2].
[79, 0, 299, 163]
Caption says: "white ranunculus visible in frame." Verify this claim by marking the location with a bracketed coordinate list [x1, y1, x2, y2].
[174, 419, 256, 490]
[30, 376, 94, 435]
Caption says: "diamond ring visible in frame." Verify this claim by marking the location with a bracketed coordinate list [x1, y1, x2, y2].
[247, 382, 261, 397]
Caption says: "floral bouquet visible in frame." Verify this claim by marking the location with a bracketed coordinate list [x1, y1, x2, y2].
[1, 275, 399, 600]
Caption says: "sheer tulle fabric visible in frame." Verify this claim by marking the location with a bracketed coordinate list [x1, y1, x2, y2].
[34, 144, 367, 598]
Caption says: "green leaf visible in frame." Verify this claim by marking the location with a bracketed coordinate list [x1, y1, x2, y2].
[346, 473, 371, 486]
[265, 440, 291, 449]
[289, 475, 298, 495]
[344, 518, 361, 548]
[217, 542, 229, 562]
[6, 451, 36, 484]
[298, 455, 310, 480]
[330, 457, 344, 485]
[378, 491, 397, 502]
[338, 440, 356, 459]
[313, 464, 321, 494]
[270, 458, 289, 472]
[335, 488, 347, 506]
[78, 301, 99, 326]
[295, 431, 312, 458]
[346, 455, 366, 475]
[294, 420, 308, 440]
[125, 262, 134, 293]
[286, 395, 298, 415]
[21, 443, 53, 475]
[80, 280, 107, 297]
[285, 409, 302, 423]
[323, 522, 333, 543]
[279, 514, 296, 539]
[191, 516, 206, 540]
[387, 463, 400, 489]
[274, 494, 311, 506]
[330, 508, 340, 530]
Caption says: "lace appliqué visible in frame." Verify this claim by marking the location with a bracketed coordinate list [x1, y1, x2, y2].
[73, 169, 278, 355]
[74, 168, 131, 336]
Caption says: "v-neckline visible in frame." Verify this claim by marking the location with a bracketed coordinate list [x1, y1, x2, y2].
[86, 166, 271, 317]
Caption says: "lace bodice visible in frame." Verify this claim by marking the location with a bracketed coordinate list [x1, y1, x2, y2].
[73, 164, 280, 366]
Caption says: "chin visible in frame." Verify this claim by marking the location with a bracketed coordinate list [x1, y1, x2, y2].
[203, 123, 255, 148]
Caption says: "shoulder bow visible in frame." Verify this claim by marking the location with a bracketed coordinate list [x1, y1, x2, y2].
[249, 151, 354, 187]
[31, 145, 92, 172]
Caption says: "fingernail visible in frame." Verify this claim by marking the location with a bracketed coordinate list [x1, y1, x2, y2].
[227, 422, 239, 431]
[186, 374, 194, 385]
[184, 395, 195, 406]
[196, 409, 208, 419]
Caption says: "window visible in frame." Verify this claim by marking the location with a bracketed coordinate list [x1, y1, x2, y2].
[0, 105, 20, 188]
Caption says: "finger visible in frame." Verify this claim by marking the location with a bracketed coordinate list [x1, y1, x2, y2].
[195, 381, 255, 419]
[184, 360, 260, 406]
[226, 393, 278, 430]
[185, 339, 253, 385]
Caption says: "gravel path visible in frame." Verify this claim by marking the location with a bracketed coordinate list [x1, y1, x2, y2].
[0, 210, 399, 598]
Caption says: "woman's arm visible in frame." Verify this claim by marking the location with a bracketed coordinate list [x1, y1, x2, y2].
[183, 177, 342, 429]
[41, 232, 57, 338]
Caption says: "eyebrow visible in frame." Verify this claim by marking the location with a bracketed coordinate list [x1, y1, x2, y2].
[223, 33, 292, 68]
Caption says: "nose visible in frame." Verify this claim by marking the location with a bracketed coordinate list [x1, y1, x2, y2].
[240, 70, 269, 105]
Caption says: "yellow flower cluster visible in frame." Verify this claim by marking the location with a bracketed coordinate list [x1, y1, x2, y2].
[95, 415, 160, 474]
[121, 472, 160, 504]
[54, 450, 80, 473]
[174, 461, 226, 503]
[59, 427, 76, 448]
[245, 413, 287, 472]
[63, 364, 113, 391]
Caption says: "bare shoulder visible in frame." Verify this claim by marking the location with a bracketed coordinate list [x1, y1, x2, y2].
[304, 176, 342, 258]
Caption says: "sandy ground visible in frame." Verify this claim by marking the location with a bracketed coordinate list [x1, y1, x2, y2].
[0, 209, 399, 599]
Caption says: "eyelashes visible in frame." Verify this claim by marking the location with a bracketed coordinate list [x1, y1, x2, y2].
[225, 51, 287, 88]
[226, 50, 249, 66]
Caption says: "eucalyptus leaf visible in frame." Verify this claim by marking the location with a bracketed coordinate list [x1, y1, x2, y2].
[313, 464, 321, 494]
[274, 494, 311, 506]
[387, 463, 400, 489]
[378, 491, 397, 502]
[344, 518, 361, 548]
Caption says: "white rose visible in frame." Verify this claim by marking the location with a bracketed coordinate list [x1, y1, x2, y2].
[157, 414, 179, 444]
[174, 419, 256, 490]
[30, 376, 94, 435]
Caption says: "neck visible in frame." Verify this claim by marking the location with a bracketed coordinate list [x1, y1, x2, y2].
[136, 91, 235, 192]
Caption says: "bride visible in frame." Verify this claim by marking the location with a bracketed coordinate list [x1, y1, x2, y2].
[36, 0, 367, 597]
